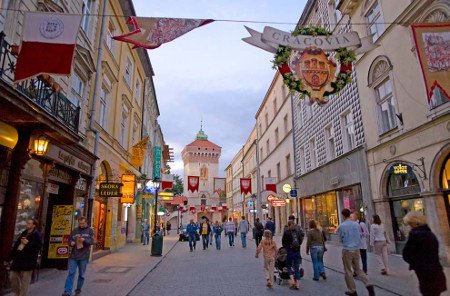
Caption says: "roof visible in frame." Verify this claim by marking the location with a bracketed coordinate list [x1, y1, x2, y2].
[186, 139, 221, 149]
[167, 196, 188, 205]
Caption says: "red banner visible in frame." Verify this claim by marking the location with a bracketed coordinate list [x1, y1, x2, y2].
[265, 177, 277, 193]
[240, 178, 252, 195]
[161, 174, 174, 190]
[187, 176, 199, 193]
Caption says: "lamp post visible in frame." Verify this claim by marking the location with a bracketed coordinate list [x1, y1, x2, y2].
[251, 194, 256, 225]
[146, 179, 160, 235]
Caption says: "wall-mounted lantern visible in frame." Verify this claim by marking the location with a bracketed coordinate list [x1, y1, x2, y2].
[33, 135, 49, 156]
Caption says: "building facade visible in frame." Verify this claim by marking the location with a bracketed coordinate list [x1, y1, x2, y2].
[339, 0, 450, 259]
[292, 0, 373, 238]
[242, 126, 259, 225]
[181, 127, 223, 223]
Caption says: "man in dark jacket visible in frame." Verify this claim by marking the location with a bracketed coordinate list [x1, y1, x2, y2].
[265, 217, 275, 236]
[62, 216, 94, 296]
[282, 221, 302, 290]
[7, 218, 41, 296]
[254, 218, 264, 247]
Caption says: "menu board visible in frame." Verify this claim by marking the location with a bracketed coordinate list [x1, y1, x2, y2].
[48, 205, 73, 259]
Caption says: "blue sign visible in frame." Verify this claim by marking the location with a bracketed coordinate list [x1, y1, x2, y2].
[290, 189, 298, 197]
[248, 200, 254, 207]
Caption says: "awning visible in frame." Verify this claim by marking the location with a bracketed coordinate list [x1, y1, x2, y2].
[168, 196, 188, 205]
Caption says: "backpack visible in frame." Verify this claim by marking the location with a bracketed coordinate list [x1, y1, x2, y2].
[290, 230, 300, 250]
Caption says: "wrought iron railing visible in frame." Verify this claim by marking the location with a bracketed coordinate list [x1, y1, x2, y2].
[0, 32, 80, 133]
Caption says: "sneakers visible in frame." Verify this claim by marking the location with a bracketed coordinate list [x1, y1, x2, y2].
[75, 290, 81, 295]
[344, 291, 358, 296]
[320, 272, 327, 280]
[367, 285, 375, 296]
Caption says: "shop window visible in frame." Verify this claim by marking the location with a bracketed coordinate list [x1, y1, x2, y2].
[388, 170, 420, 197]
[306, 192, 339, 233]
[341, 111, 356, 152]
[15, 180, 43, 239]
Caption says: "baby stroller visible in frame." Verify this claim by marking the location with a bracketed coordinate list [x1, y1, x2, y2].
[274, 247, 290, 285]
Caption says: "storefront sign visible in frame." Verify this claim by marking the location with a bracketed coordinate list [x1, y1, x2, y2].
[46, 144, 92, 175]
[153, 146, 162, 180]
[267, 194, 277, 202]
[48, 205, 73, 259]
[99, 182, 122, 197]
[48, 167, 72, 184]
[389, 163, 412, 175]
[121, 174, 135, 203]
[271, 199, 286, 207]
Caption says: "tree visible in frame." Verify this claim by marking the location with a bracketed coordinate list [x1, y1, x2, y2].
[168, 174, 183, 196]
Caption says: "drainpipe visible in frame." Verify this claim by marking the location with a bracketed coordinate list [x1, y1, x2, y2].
[290, 93, 302, 228]
[87, 0, 108, 223]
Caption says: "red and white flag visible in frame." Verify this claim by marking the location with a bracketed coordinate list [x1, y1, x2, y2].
[265, 177, 277, 193]
[113, 17, 214, 49]
[14, 12, 81, 83]
[240, 178, 252, 195]
[161, 174, 174, 190]
[187, 176, 199, 193]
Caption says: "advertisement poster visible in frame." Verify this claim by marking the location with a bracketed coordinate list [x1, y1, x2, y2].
[48, 205, 73, 259]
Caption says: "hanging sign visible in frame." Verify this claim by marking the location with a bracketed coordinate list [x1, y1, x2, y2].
[48, 205, 73, 259]
[121, 174, 135, 203]
[389, 163, 412, 175]
[240, 178, 252, 195]
[271, 199, 286, 207]
[153, 146, 162, 181]
[267, 194, 277, 202]
[188, 176, 199, 193]
[99, 182, 122, 197]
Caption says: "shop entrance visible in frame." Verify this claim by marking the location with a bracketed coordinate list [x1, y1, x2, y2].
[387, 166, 422, 254]
[93, 198, 107, 250]
[441, 155, 450, 227]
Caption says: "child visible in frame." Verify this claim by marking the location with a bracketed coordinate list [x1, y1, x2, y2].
[255, 230, 278, 288]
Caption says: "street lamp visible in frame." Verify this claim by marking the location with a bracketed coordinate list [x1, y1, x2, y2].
[146, 178, 160, 235]
[251, 194, 257, 225]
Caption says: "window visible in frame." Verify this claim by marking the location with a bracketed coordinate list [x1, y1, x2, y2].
[276, 163, 281, 182]
[299, 147, 306, 173]
[273, 97, 277, 114]
[261, 175, 265, 189]
[283, 114, 289, 134]
[72, 73, 84, 96]
[135, 80, 141, 106]
[266, 139, 270, 155]
[99, 87, 109, 129]
[124, 57, 133, 86]
[309, 138, 317, 169]
[132, 118, 139, 146]
[120, 105, 130, 148]
[286, 154, 291, 176]
[265, 113, 269, 129]
[341, 111, 356, 152]
[275, 128, 279, 145]
[328, 0, 342, 30]
[430, 87, 448, 109]
[366, 1, 385, 42]
[324, 124, 336, 161]
[106, 22, 115, 52]
[258, 123, 262, 137]
[81, 0, 92, 33]
[375, 79, 398, 134]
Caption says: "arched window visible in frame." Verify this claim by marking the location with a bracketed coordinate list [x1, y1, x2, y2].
[368, 56, 399, 135]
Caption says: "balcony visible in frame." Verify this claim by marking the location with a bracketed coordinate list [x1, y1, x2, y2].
[0, 32, 80, 133]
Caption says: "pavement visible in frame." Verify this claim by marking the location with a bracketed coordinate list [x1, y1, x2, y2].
[9, 232, 450, 296]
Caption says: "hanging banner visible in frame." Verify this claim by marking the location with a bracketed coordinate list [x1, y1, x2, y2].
[153, 146, 162, 181]
[48, 205, 73, 259]
[130, 136, 149, 168]
[161, 174, 174, 190]
[213, 177, 226, 194]
[240, 178, 252, 195]
[412, 23, 450, 103]
[265, 177, 277, 193]
[113, 17, 214, 49]
[121, 174, 135, 203]
[187, 176, 199, 193]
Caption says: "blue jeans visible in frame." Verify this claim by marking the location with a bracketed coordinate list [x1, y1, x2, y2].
[215, 234, 221, 250]
[227, 232, 234, 246]
[64, 258, 88, 293]
[310, 246, 325, 279]
[240, 232, 247, 248]
[188, 234, 196, 251]
[143, 231, 149, 245]
[287, 250, 301, 280]
[202, 234, 209, 249]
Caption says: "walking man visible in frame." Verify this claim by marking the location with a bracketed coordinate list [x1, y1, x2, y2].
[199, 218, 211, 250]
[254, 218, 264, 247]
[62, 216, 94, 296]
[238, 216, 249, 248]
[186, 219, 198, 252]
[338, 209, 375, 296]
[282, 220, 302, 290]
[6, 218, 42, 296]
[225, 218, 236, 246]
[265, 217, 275, 236]
[142, 219, 150, 245]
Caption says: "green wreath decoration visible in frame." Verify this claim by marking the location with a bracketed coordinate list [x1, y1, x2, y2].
[273, 26, 356, 99]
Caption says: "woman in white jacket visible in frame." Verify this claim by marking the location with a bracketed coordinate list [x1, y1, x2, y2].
[370, 214, 390, 275]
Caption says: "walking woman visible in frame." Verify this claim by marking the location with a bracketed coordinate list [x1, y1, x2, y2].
[212, 221, 223, 250]
[306, 220, 326, 281]
[370, 214, 390, 275]
[403, 211, 447, 296]
[255, 230, 278, 288]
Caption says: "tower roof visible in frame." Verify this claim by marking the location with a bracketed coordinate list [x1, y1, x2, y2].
[186, 124, 221, 149]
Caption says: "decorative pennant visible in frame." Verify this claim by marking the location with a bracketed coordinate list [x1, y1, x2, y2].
[113, 17, 214, 49]
[412, 23, 450, 103]
[189, 206, 196, 214]
[130, 136, 149, 167]
[213, 178, 226, 194]
[265, 177, 277, 193]
[240, 178, 252, 195]
[161, 174, 174, 190]
[187, 176, 199, 193]
[14, 12, 82, 83]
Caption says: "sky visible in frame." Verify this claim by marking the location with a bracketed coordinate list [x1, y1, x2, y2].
[132, 1, 308, 177]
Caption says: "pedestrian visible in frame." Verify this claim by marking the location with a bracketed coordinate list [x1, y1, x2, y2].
[402, 211, 447, 296]
[351, 212, 369, 274]
[166, 221, 171, 235]
[338, 209, 375, 296]
[282, 220, 302, 290]
[306, 219, 326, 281]
[238, 216, 249, 248]
[370, 214, 390, 275]
[186, 219, 198, 252]
[5, 218, 42, 296]
[62, 216, 94, 296]
[255, 230, 278, 288]
[199, 218, 211, 250]
[254, 217, 264, 247]
[141, 219, 150, 245]
[284, 215, 305, 278]
[265, 217, 275, 236]
[212, 221, 223, 250]
[225, 217, 236, 246]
